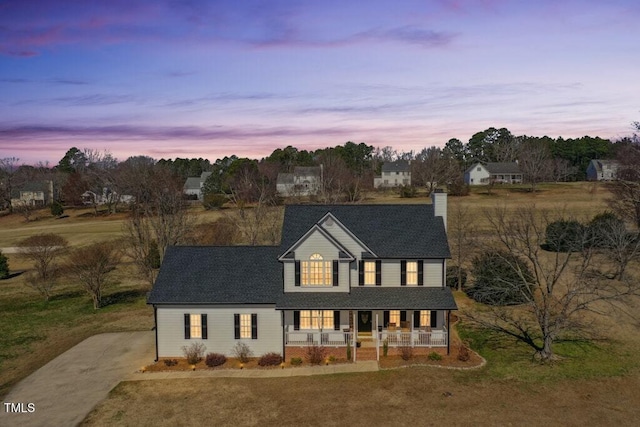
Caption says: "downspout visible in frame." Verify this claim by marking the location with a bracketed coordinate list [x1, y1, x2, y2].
[281, 310, 286, 361]
[153, 305, 158, 362]
[446, 310, 450, 355]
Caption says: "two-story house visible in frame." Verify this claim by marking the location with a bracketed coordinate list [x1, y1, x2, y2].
[464, 162, 523, 185]
[276, 166, 323, 197]
[586, 159, 619, 181]
[148, 191, 456, 362]
[374, 160, 411, 188]
[183, 171, 213, 200]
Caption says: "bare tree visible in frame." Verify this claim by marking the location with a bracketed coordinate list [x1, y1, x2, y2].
[66, 241, 121, 309]
[0, 157, 20, 212]
[518, 138, 553, 192]
[466, 205, 639, 362]
[595, 219, 640, 280]
[18, 233, 68, 300]
[448, 202, 477, 291]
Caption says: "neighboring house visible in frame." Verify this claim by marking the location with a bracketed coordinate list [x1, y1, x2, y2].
[276, 166, 322, 197]
[586, 159, 619, 181]
[374, 160, 411, 188]
[148, 190, 456, 362]
[10, 180, 53, 207]
[464, 162, 523, 185]
[81, 188, 134, 206]
[183, 171, 213, 200]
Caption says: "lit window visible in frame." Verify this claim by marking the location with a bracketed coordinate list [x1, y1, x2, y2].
[364, 261, 376, 285]
[300, 310, 334, 329]
[406, 261, 418, 285]
[240, 314, 251, 338]
[190, 314, 202, 339]
[301, 254, 331, 286]
[420, 311, 430, 328]
[389, 310, 400, 326]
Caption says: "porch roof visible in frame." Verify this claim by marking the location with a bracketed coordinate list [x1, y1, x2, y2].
[276, 287, 457, 310]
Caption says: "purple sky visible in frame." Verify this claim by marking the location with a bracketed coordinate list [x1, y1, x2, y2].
[1, 0, 639, 165]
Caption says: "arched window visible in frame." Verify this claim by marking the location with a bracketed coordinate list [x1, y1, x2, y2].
[302, 253, 332, 286]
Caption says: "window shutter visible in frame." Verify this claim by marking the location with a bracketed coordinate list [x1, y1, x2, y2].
[201, 314, 208, 339]
[234, 314, 240, 339]
[375, 260, 382, 286]
[400, 310, 407, 322]
[383, 311, 390, 327]
[333, 261, 339, 286]
[413, 311, 420, 328]
[430, 311, 437, 328]
[294, 311, 300, 331]
[295, 261, 301, 286]
[358, 260, 364, 286]
[184, 313, 191, 339]
[418, 260, 424, 286]
[334, 311, 340, 331]
[400, 260, 407, 286]
[251, 313, 258, 339]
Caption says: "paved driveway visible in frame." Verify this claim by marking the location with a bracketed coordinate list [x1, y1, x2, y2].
[1, 331, 155, 427]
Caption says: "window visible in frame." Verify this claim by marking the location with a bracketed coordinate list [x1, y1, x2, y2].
[300, 310, 334, 329]
[477, 167, 481, 171]
[301, 253, 332, 286]
[234, 313, 257, 339]
[420, 310, 430, 327]
[406, 261, 418, 285]
[389, 310, 400, 326]
[364, 261, 376, 285]
[240, 314, 251, 338]
[184, 313, 207, 339]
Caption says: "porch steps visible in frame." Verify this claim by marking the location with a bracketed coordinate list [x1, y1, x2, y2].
[354, 347, 378, 361]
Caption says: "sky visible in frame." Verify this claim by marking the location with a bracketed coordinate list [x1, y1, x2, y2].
[0, 0, 639, 165]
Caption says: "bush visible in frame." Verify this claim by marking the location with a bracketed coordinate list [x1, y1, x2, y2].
[446, 266, 468, 289]
[545, 220, 585, 252]
[428, 351, 443, 361]
[399, 345, 413, 361]
[0, 250, 8, 279]
[146, 240, 161, 269]
[182, 342, 206, 365]
[305, 345, 327, 365]
[457, 343, 470, 362]
[468, 251, 534, 306]
[587, 212, 625, 248]
[163, 359, 178, 367]
[290, 357, 303, 366]
[447, 178, 470, 196]
[203, 193, 227, 210]
[398, 185, 417, 198]
[258, 352, 283, 366]
[50, 201, 64, 216]
[346, 341, 352, 361]
[382, 339, 389, 357]
[205, 352, 227, 367]
[232, 342, 254, 363]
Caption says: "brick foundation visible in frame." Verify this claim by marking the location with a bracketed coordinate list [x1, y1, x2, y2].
[284, 345, 447, 362]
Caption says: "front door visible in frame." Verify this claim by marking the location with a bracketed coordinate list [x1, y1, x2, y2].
[358, 311, 372, 333]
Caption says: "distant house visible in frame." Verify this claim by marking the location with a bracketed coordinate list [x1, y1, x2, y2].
[374, 161, 411, 188]
[81, 188, 134, 206]
[586, 159, 619, 181]
[10, 181, 53, 207]
[464, 162, 523, 185]
[183, 171, 213, 200]
[276, 166, 322, 197]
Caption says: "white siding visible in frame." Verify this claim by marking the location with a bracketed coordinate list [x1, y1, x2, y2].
[283, 310, 350, 332]
[372, 259, 443, 287]
[156, 305, 283, 358]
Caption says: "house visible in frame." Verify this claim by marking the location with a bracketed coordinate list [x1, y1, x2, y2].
[464, 162, 523, 185]
[586, 159, 619, 181]
[276, 166, 322, 197]
[183, 171, 213, 200]
[81, 188, 134, 206]
[374, 160, 411, 188]
[10, 180, 53, 207]
[148, 190, 456, 362]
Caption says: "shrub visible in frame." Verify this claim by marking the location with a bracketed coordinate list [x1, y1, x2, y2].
[290, 357, 303, 366]
[545, 220, 585, 252]
[258, 352, 283, 366]
[146, 240, 161, 269]
[50, 201, 64, 216]
[587, 212, 625, 248]
[457, 343, 470, 362]
[399, 344, 413, 361]
[428, 351, 443, 361]
[446, 266, 468, 289]
[203, 193, 227, 210]
[163, 359, 178, 367]
[328, 355, 336, 363]
[0, 250, 8, 279]
[468, 250, 534, 306]
[205, 353, 227, 367]
[398, 185, 417, 198]
[346, 341, 352, 361]
[447, 178, 470, 196]
[232, 342, 254, 363]
[382, 339, 389, 357]
[182, 342, 206, 365]
[305, 344, 327, 365]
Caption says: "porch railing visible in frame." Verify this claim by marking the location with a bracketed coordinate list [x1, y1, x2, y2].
[284, 327, 447, 348]
[285, 330, 353, 346]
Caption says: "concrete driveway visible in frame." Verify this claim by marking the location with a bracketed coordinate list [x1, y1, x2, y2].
[1, 331, 155, 427]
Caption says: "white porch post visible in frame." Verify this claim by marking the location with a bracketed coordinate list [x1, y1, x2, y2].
[353, 311, 357, 363]
[375, 314, 380, 361]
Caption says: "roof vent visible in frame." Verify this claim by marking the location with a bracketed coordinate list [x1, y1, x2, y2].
[325, 217, 334, 226]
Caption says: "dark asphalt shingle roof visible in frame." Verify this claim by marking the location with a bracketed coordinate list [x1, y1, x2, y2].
[381, 160, 410, 172]
[485, 162, 521, 174]
[148, 246, 282, 304]
[276, 287, 457, 310]
[281, 204, 450, 258]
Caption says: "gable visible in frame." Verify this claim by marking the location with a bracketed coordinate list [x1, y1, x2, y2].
[280, 225, 355, 261]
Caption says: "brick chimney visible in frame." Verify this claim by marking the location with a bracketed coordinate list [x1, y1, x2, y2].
[431, 189, 447, 231]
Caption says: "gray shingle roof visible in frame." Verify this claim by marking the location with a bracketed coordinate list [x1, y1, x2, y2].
[183, 177, 201, 191]
[276, 287, 457, 310]
[484, 162, 521, 174]
[281, 204, 450, 258]
[381, 160, 410, 173]
[148, 246, 282, 304]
